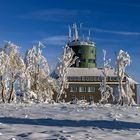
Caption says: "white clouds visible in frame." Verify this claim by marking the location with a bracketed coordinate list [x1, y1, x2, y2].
[43, 35, 67, 46]
[19, 9, 91, 22]
[91, 28, 140, 36]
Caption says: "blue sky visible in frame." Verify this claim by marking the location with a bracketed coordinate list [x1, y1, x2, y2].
[0, 0, 140, 84]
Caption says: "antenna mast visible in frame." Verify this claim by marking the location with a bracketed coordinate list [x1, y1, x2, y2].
[68, 25, 71, 41]
[88, 29, 91, 41]
[73, 23, 79, 41]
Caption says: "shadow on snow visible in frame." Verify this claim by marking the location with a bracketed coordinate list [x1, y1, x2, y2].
[0, 117, 140, 130]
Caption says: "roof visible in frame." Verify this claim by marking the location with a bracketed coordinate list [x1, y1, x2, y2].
[127, 77, 138, 85]
[67, 68, 117, 77]
[67, 68, 138, 84]
[68, 40, 95, 47]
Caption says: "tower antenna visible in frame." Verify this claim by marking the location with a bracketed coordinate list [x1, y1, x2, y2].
[80, 23, 83, 40]
[73, 23, 78, 41]
[68, 25, 71, 41]
[88, 29, 91, 41]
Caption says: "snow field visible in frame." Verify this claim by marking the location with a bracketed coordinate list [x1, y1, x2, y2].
[0, 103, 140, 140]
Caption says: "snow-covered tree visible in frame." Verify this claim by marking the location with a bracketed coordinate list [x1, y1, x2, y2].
[115, 50, 135, 105]
[125, 77, 136, 105]
[0, 50, 9, 103]
[4, 41, 25, 103]
[56, 45, 78, 102]
[99, 50, 113, 104]
[24, 42, 54, 103]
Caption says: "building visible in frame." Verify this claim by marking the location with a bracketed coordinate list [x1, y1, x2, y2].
[53, 24, 138, 103]
[64, 67, 138, 103]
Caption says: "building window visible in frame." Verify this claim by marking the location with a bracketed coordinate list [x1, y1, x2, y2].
[114, 77, 118, 81]
[88, 86, 95, 92]
[71, 96, 76, 101]
[91, 50, 94, 53]
[68, 77, 72, 81]
[89, 76, 94, 81]
[81, 96, 85, 100]
[78, 49, 84, 54]
[82, 76, 86, 81]
[89, 96, 94, 102]
[70, 86, 78, 92]
[93, 76, 97, 81]
[88, 59, 95, 63]
[79, 86, 87, 92]
[85, 76, 90, 81]
[80, 59, 86, 62]
[75, 76, 81, 81]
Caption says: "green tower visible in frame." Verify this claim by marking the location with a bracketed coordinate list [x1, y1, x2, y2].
[68, 24, 96, 68]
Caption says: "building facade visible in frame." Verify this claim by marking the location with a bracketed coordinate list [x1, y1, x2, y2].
[53, 24, 138, 103]
[63, 68, 137, 103]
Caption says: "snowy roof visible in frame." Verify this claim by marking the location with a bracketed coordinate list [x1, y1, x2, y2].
[67, 68, 117, 77]
[127, 77, 138, 85]
[67, 68, 138, 84]
[68, 40, 95, 47]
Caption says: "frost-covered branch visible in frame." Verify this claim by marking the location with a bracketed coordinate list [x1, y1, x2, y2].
[23, 42, 54, 103]
[99, 50, 113, 104]
[56, 45, 78, 102]
[0, 50, 9, 103]
[4, 41, 25, 103]
[115, 50, 135, 105]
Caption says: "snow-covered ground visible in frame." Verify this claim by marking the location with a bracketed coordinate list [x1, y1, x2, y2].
[0, 103, 140, 140]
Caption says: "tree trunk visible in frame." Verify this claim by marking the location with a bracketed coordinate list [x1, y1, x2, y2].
[56, 81, 65, 103]
[8, 81, 15, 103]
[118, 77, 122, 104]
[1, 83, 5, 103]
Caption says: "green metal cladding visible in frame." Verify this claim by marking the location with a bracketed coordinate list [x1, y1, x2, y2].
[70, 44, 96, 68]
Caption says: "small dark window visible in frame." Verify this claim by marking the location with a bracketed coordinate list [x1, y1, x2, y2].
[79, 86, 87, 92]
[88, 59, 95, 63]
[81, 96, 85, 100]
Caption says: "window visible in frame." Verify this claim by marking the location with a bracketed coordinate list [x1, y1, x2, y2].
[75, 76, 81, 81]
[111, 77, 118, 81]
[91, 50, 94, 53]
[82, 76, 86, 81]
[79, 86, 87, 92]
[80, 59, 86, 63]
[71, 96, 76, 101]
[88, 59, 95, 63]
[88, 86, 95, 92]
[89, 76, 94, 81]
[97, 76, 101, 81]
[78, 49, 83, 54]
[68, 77, 74, 81]
[89, 96, 94, 102]
[114, 77, 118, 81]
[81, 96, 85, 100]
[93, 76, 97, 81]
[70, 86, 78, 92]
[85, 76, 90, 81]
